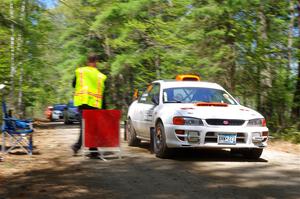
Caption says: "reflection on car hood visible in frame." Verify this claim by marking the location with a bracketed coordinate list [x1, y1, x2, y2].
[170, 104, 263, 120]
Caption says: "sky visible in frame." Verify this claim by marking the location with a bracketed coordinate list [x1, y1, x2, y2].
[39, 0, 57, 8]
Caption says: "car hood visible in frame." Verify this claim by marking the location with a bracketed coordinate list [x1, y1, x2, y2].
[68, 107, 79, 113]
[168, 104, 263, 120]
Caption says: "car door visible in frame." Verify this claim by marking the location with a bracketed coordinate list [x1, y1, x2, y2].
[130, 91, 148, 136]
[139, 83, 160, 139]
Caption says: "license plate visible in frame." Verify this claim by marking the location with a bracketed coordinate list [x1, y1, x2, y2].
[218, 134, 236, 145]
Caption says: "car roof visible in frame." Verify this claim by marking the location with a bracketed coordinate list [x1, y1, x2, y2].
[53, 104, 67, 110]
[152, 80, 224, 90]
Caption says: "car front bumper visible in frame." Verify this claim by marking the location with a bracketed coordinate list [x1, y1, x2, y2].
[52, 111, 63, 120]
[164, 124, 269, 149]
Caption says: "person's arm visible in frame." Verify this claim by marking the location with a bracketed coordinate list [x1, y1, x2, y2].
[102, 80, 107, 109]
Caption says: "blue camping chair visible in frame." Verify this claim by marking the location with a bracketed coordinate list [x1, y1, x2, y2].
[1, 101, 33, 155]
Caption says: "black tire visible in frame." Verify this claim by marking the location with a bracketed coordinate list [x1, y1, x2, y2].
[65, 120, 72, 125]
[127, 119, 141, 146]
[154, 121, 171, 158]
[241, 148, 263, 159]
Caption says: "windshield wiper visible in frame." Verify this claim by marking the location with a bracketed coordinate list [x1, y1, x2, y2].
[164, 100, 182, 103]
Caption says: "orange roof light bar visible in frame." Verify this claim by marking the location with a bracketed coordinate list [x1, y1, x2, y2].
[176, 74, 200, 81]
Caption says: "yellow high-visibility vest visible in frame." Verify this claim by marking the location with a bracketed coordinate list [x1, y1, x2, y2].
[74, 66, 107, 108]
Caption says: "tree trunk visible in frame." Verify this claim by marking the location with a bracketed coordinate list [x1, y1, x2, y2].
[103, 34, 111, 58]
[102, 35, 116, 108]
[288, 0, 295, 71]
[222, 10, 236, 93]
[155, 55, 160, 79]
[292, 1, 300, 125]
[256, 4, 268, 112]
[17, 0, 26, 117]
[9, 0, 15, 104]
[293, 60, 300, 121]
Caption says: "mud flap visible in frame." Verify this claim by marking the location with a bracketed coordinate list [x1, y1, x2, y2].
[150, 127, 155, 154]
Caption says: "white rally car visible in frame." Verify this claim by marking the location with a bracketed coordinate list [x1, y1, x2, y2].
[126, 75, 269, 159]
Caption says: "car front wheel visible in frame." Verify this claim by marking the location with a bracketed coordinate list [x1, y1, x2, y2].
[154, 121, 171, 158]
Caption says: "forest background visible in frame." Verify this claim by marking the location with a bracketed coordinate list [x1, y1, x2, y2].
[0, 0, 299, 143]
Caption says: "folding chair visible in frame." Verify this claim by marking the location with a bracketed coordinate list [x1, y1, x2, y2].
[1, 101, 33, 155]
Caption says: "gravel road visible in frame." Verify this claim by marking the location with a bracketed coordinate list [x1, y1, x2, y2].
[0, 122, 299, 199]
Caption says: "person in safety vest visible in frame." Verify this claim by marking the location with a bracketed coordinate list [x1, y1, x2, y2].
[71, 52, 107, 157]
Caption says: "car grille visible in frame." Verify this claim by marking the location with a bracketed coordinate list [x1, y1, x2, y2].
[204, 132, 247, 144]
[205, 119, 245, 126]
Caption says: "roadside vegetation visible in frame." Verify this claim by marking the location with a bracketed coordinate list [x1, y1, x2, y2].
[0, 0, 299, 142]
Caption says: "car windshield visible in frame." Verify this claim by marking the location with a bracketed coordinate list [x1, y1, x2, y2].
[53, 105, 66, 111]
[163, 87, 237, 105]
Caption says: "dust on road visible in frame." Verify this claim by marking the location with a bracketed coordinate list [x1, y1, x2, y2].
[0, 122, 299, 199]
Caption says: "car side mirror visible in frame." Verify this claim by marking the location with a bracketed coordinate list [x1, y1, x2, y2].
[133, 89, 139, 101]
[151, 95, 159, 105]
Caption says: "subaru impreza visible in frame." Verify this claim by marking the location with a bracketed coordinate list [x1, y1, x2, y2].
[126, 75, 269, 159]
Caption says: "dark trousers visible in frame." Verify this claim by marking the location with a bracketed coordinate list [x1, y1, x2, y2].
[74, 105, 98, 152]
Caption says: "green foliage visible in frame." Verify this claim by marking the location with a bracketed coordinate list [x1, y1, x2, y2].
[275, 125, 300, 144]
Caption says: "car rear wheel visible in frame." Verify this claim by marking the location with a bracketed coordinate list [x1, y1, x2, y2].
[127, 119, 141, 146]
[154, 121, 171, 158]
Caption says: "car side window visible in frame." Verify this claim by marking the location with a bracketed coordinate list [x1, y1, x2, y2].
[138, 92, 148, 103]
[146, 84, 160, 104]
[138, 84, 160, 104]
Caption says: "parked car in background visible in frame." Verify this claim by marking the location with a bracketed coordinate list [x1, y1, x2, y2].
[44, 106, 53, 120]
[52, 104, 67, 121]
[64, 100, 79, 124]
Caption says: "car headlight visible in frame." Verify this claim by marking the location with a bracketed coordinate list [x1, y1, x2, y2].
[247, 118, 266, 127]
[173, 116, 203, 126]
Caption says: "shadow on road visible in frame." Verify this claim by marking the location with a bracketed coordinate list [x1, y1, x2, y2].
[128, 142, 268, 163]
[0, 123, 298, 199]
[0, 154, 297, 199]
[170, 148, 268, 163]
[35, 122, 79, 130]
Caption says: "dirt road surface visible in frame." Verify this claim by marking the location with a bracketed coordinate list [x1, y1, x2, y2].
[0, 122, 299, 199]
